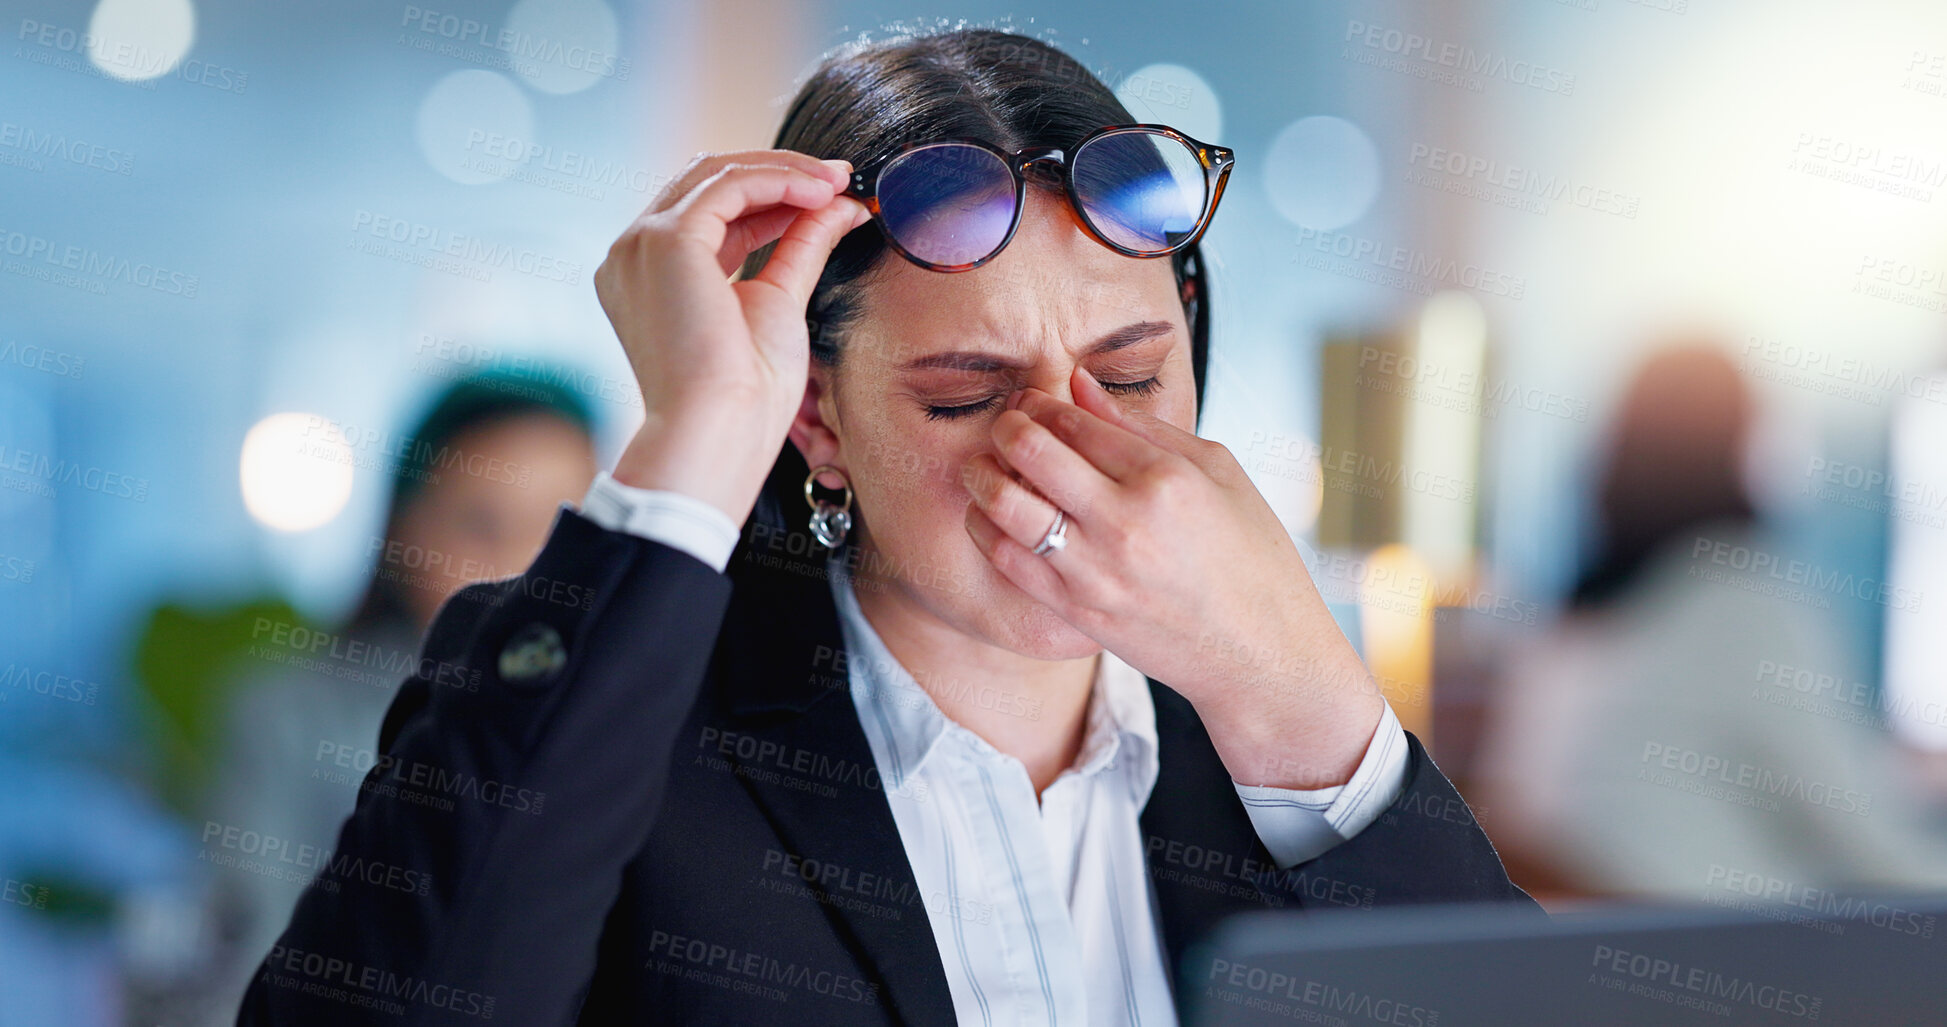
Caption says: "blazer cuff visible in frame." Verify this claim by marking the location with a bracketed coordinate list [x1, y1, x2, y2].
[578, 470, 740, 574]
[1233, 701, 1410, 867]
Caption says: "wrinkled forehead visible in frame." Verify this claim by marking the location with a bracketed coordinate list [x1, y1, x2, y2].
[848, 188, 1184, 366]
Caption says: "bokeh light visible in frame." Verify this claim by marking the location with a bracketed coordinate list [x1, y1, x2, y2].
[1263, 114, 1380, 231]
[238, 413, 355, 533]
[1115, 62, 1223, 144]
[505, 0, 620, 96]
[415, 70, 535, 186]
[86, 0, 195, 82]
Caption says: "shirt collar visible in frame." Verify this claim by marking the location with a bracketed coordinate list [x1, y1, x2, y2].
[828, 553, 1160, 803]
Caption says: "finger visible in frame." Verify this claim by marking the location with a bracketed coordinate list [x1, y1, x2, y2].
[964, 502, 1070, 606]
[1069, 362, 1129, 426]
[1070, 364, 1224, 473]
[712, 156, 855, 276]
[652, 149, 848, 217]
[667, 164, 851, 256]
[961, 452, 1078, 558]
[737, 196, 871, 350]
[751, 192, 869, 300]
[1012, 380, 1164, 483]
[716, 205, 803, 277]
[987, 407, 1111, 519]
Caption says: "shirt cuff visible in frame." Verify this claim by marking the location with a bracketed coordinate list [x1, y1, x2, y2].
[1233, 701, 1410, 868]
[578, 470, 741, 574]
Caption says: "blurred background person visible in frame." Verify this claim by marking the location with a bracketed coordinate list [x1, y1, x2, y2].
[1475, 343, 1947, 904]
[182, 370, 598, 1023]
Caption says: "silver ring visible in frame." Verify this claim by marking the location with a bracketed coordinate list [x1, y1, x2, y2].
[1031, 508, 1068, 557]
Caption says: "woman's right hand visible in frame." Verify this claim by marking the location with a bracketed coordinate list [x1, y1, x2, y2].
[595, 149, 870, 525]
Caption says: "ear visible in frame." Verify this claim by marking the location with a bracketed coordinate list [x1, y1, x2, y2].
[786, 364, 844, 482]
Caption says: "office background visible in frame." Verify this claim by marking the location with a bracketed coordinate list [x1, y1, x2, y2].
[5, 0, 1946, 1022]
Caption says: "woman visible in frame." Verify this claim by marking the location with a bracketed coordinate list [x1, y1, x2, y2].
[204, 370, 597, 1020]
[241, 28, 1532, 1026]
[1476, 344, 1947, 900]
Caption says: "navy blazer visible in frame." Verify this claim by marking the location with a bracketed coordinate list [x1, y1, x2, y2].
[237, 505, 1537, 1025]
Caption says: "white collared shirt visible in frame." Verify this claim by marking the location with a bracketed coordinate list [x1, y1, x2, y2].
[577, 471, 1410, 1025]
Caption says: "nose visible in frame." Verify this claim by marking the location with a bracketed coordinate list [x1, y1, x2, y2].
[1008, 373, 1074, 409]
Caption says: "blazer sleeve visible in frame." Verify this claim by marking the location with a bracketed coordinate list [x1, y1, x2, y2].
[236, 505, 733, 1025]
[1271, 728, 1542, 911]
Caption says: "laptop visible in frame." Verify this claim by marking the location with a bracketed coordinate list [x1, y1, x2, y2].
[1184, 897, 1947, 1025]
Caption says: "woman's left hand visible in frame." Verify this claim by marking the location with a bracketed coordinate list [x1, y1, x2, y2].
[961, 366, 1387, 790]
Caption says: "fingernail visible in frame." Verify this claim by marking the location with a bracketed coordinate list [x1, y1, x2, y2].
[1005, 388, 1026, 411]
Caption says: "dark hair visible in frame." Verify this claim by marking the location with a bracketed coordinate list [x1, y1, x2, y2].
[734, 27, 1212, 561]
[350, 368, 596, 631]
[1568, 343, 1756, 609]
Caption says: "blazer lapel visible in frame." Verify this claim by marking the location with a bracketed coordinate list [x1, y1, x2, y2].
[1140, 679, 1288, 975]
[707, 533, 1278, 1017]
[708, 543, 958, 1026]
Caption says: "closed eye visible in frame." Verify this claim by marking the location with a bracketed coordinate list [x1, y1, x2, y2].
[923, 396, 1003, 421]
[922, 377, 1162, 420]
[1099, 376, 1161, 397]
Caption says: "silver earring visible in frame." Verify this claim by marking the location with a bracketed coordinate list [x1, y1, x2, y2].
[804, 464, 854, 549]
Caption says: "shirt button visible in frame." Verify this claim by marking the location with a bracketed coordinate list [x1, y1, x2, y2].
[498, 622, 567, 684]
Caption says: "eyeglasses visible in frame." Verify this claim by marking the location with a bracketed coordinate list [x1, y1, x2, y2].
[843, 123, 1235, 272]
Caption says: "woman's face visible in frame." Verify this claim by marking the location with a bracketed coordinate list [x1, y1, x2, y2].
[390, 413, 597, 629]
[795, 185, 1199, 660]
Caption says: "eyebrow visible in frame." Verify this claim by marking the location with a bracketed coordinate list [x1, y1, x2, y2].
[896, 320, 1176, 373]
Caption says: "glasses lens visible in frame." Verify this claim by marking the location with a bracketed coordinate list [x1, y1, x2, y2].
[875, 143, 1017, 267]
[1071, 130, 1207, 253]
